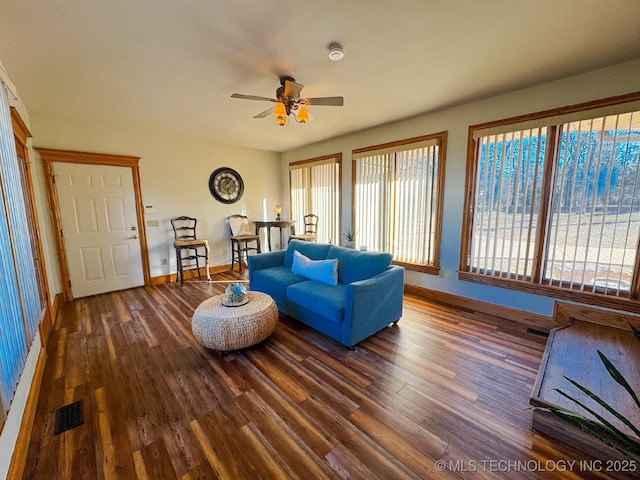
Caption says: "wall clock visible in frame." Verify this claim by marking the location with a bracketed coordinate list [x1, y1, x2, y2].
[208, 167, 244, 204]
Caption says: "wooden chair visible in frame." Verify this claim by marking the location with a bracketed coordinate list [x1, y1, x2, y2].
[288, 214, 318, 243]
[227, 214, 261, 272]
[170, 216, 211, 286]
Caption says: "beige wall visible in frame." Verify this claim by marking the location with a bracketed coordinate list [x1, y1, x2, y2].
[281, 59, 640, 316]
[28, 116, 281, 280]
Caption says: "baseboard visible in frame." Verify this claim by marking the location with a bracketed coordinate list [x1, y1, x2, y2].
[150, 264, 233, 285]
[51, 293, 63, 325]
[2, 294, 59, 463]
[404, 283, 557, 331]
[37, 309, 51, 350]
[6, 345, 47, 480]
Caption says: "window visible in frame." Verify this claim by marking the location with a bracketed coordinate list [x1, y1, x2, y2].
[462, 93, 640, 308]
[352, 133, 446, 272]
[0, 81, 42, 423]
[12, 106, 48, 313]
[289, 154, 341, 244]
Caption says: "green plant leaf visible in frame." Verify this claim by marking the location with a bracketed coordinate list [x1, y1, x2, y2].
[551, 409, 640, 459]
[630, 322, 640, 345]
[597, 349, 640, 410]
[343, 227, 357, 241]
[553, 387, 640, 454]
[563, 376, 640, 439]
[533, 324, 640, 461]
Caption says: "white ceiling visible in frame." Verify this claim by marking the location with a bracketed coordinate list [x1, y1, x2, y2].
[1, 0, 639, 153]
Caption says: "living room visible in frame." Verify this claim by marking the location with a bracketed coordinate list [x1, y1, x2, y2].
[1, 1, 640, 478]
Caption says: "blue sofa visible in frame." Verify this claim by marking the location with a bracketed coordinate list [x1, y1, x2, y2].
[248, 240, 404, 348]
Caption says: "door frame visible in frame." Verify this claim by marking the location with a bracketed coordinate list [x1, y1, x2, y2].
[38, 148, 150, 302]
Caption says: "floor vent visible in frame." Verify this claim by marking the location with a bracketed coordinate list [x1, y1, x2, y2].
[54, 400, 84, 435]
[526, 328, 550, 338]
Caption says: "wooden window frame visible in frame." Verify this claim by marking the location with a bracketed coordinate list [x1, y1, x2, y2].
[352, 132, 447, 274]
[10, 108, 53, 347]
[0, 91, 48, 424]
[460, 91, 640, 313]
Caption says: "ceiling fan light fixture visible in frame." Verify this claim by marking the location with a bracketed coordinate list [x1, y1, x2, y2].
[328, 42, 344, 61]
[296, 106, 310, 123]
[274, 102, 288, 125]
[232, 77, 343, 125]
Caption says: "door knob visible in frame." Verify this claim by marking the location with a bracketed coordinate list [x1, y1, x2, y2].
[129, 235, 138, 239]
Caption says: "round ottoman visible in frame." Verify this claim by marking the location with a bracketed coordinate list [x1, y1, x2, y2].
[192, 291, 278, 352]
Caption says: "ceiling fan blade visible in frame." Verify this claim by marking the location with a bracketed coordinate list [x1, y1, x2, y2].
[302, 96, 344, 106]
[283, 80, 304, 98]
[253, 107, 275, 118]
[231, 93, 276, 102]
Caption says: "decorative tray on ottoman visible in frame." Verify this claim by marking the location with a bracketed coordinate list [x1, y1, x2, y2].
[221, 295, 249, 307]
[222, 283, 249, 307]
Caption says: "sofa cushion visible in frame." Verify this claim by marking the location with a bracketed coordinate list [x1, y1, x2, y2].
[326, 247, 393, 284]
[284, 240, 332, 267]
[291, 251, 338, 286]
[252, 265, 307, 298]
[286, 281, 346, 323]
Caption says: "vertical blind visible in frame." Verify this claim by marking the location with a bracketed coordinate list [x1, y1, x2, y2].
[544, 112, 640, 295]
[0, 82, 41, 421]
[353, 137, 442, 265]
[289, 157, 340, 244]
[353, 153, 393, 253]
[469, 100, 640, 297]
[470, 127, 547, 278]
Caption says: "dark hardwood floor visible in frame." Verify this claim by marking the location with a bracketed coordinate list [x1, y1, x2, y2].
[21, 272, 616, 479]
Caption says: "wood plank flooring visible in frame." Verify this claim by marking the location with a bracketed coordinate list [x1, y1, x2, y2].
[21, 272, 616, 479]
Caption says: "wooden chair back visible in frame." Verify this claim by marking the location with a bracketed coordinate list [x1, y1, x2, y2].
[171, 216, 198, 240]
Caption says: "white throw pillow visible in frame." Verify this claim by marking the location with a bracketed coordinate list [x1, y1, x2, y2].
[229, 217, 252, 236]
[291, 250, 338, 286]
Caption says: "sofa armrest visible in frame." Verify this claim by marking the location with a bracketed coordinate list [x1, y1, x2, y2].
[248, 250, 285, 275]
[344, 265, 405, 346]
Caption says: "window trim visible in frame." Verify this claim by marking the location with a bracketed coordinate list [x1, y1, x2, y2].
[0, 84, 45, 423]
[460, 91, 640, 311]
[11, 107, 52, 348]
[352, 132, 447, 273]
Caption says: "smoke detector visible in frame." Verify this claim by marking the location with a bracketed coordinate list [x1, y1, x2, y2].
[328, 42, 344, 61]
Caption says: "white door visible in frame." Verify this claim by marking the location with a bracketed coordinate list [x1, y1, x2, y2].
[54, 162, 144, 298]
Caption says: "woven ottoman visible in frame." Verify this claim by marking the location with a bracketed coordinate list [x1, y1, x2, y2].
[191, 291, 278, 353]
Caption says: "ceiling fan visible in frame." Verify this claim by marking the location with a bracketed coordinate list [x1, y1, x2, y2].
[231, 76, 344, 125]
